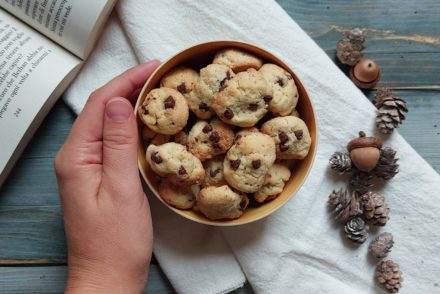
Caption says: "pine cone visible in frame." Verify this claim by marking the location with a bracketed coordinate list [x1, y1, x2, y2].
[328, 189, 362, 222]
[329, 152, 352, 174]
[376, 260, 403, 293]
[369, 232, 394, 259]
[350, 172, 373, 195]
[344, 216, 369, 243]
[362, 191, 390, 226]
[374, 88, 408, 134]
[373, 147, 399, 180]
[336, 28, 365, 66]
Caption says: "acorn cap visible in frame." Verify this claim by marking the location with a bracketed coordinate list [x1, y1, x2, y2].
[347, 131, 382, 151]
[349, 59, 381, 89]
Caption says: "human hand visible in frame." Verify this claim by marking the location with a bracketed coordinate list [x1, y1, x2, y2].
[55, 61, 160, 294]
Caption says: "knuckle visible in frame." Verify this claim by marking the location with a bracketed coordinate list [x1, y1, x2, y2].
[87, 89, 101, 104]
[104, 131, 137, 150]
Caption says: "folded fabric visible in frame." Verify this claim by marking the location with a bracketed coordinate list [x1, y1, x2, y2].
[65, 1, 440, 293]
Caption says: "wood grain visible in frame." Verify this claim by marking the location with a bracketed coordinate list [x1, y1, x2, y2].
[277, 0, 440, 87]
[0, 265, 173, 294]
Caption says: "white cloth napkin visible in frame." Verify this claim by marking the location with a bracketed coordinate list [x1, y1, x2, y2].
[64, 1, 440, 293]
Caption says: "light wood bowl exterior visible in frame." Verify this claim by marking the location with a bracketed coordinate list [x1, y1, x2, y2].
[135, 41, 317, 226]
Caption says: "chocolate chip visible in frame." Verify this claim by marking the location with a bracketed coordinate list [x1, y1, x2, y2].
[210, 168, 220, 178]
[278, 131, 289, 144]
[141, 106, 148, 115]
[279, 143, 289, 152]
[177, 83, 188, 94]
[199, 102, 210, 111]
[294, 129, 303, 140]
[248, 103, 258, 111]
[263, 95, 273, 102]
[252, 160, 261, 169]
[209, 131, 220, 143]
[151, 152, 162, 163]
[202, 124, 213, 133]
[230, 159, 240, 170]
[164, 96, 175, 109]
[219, 71, 232, 90]
[178, 166, 187, 175]
[212, 142, 221, 149]
[276, 77, 285, 87]
[224, 108, 234, 119]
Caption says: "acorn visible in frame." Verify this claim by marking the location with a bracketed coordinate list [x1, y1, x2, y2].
[347, 131, 382, 172]
[349, 59, 381, 89]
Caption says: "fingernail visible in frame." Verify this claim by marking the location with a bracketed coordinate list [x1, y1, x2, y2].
[106, 98, 132, 122]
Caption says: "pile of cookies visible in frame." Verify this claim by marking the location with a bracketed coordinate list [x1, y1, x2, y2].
[138, 48, 312, 221]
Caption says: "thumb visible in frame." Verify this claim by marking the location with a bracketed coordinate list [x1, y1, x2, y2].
[102, 97, 139, 186]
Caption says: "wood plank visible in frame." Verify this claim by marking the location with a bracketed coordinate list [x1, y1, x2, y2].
[0, 265, 254, 294]
[0, 265, 174, 294]
[0, 206, 66, 260]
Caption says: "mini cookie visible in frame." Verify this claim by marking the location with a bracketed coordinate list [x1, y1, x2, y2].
[254, 163, 291, 203]
[261, 116, 311, 160]
[141, 126, 156, 147]
[173, 131, 188, 146]
[212, 69, 272, 127]
[158, 179, 198, 209]
[189, 64, 235, 120]
[235, 127, 259, 140]
[223, 132, 276, 193]
[259, 63, 298, 116]
[213, 48, 263, 73]
[160, 66, 199, 97]
[146, 142, 205, 186]
[202, 157, 227, 187]
[197, 185, 249, 220]
[139, 87, 189, 135]
[188, 118, 234, 161]
[151, 133, 170, 146]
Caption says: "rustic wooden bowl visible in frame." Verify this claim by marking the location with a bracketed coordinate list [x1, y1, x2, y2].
[135, 41, 317, 226]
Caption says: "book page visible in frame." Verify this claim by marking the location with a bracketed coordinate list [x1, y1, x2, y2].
[0, 9, 80, 185]
[0, 0, 114, 59]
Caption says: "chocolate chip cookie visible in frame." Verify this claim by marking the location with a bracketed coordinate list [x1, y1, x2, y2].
[158, 179, 198, 209]
[259, 63, 298, 116]
[187, 118, 235, 161]
[261, 116, 311, 160]
[160, 66, 198, 96]
[146, 142, 205, 186]
[138, 87, 189, 135]
[213, 48, 263, 73]
[197, 185, 249, 220]
[223, 132, 276, 193]
[189, 64, 235, 120]
[254, 163, 291, 203]
[212, 69, 272, 127]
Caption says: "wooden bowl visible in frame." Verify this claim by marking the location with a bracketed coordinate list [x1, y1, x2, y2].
[135, 41, 317, 226]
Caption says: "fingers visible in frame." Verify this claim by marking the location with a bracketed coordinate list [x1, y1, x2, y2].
[68, 60, 160, 147]
[101, 98, 140, 195]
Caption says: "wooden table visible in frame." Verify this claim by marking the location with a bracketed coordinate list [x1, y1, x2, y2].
[1, 1, 439, 293]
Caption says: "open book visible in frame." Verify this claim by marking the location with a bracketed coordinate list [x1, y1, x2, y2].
[0, 0, 117, 187]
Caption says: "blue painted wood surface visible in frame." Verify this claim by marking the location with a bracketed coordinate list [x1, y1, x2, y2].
[0, 0, 439, 293]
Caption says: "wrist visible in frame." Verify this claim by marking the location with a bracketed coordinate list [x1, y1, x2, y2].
[65, 258, 148, 294]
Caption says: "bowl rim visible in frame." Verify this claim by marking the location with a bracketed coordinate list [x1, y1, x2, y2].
[135, 40, 318, 226]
